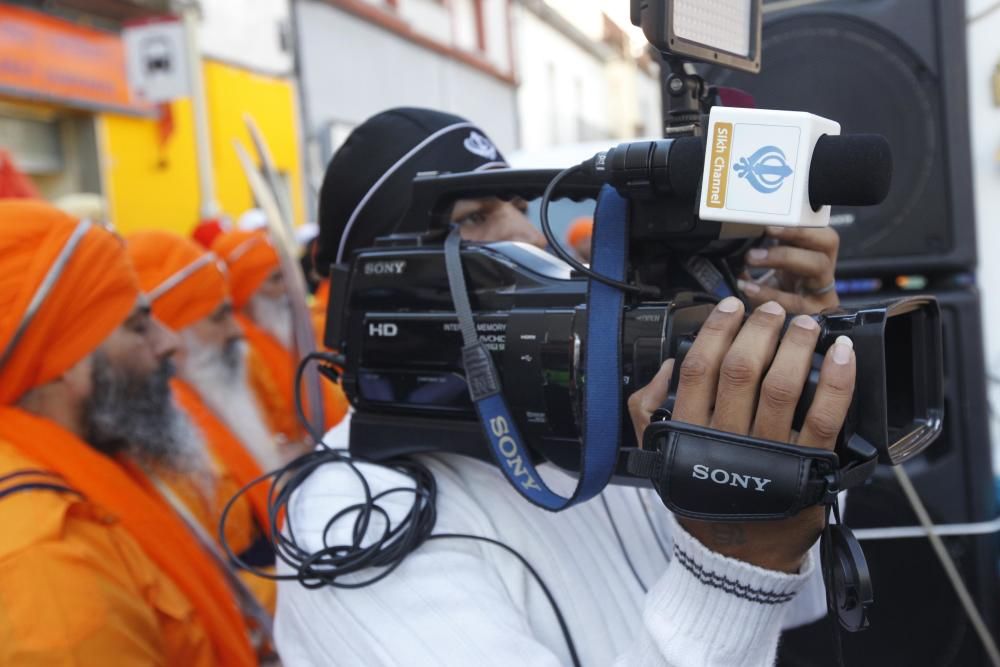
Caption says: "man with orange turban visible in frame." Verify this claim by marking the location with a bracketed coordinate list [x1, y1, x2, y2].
[566, 216, 593, 263]
[127, 230, 281, 614]
[212, 229, 348, 448]
[0, 201, 257, 665]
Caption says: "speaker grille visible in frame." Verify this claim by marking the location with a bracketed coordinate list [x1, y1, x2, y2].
[705, 14, 951, 270]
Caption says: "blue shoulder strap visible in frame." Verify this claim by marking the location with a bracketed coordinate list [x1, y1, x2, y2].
[444, 185, 628, 510]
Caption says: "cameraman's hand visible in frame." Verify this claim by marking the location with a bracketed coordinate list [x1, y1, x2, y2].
[627, 297, 856, 573]
[738, 226, 840, 315]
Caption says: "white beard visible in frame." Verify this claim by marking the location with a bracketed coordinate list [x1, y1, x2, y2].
[249, 292, 295, 350]
[179, 330, 285, 472]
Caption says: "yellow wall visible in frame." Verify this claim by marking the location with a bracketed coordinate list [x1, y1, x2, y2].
[100, 60, 304, 237]
[100, 98, 200, 234]
[203, 61, 305, 232]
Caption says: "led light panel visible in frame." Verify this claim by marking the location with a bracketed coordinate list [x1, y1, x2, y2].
[673, 0, 754, 57]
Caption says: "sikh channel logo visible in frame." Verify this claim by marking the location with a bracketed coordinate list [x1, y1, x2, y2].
[733, 146, 794, 195]
[706, 122, 733, 209]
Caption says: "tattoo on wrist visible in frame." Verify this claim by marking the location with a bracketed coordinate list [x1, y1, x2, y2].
[710, 523, 747, 546]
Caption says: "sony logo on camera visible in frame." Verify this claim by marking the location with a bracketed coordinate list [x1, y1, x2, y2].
[692, 464, 772, 493]
[364, 260, 407, 276]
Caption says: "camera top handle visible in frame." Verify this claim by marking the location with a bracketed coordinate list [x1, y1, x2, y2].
[395, 168, 604, 238]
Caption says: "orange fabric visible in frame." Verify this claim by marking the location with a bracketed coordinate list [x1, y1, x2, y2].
[239, 314, 350, 439]
[241, 314, 304, 442]
[245, 338, 301, 444]
[312, 279, 331, 346]
[171, 379, 270, 530]
[159, 461, 253, 554]
[212, 230, 280, 310]
[127, 231, 228, 331]
[0, 408, 256, 665]
[154, 431, 277, 616]
[0, 439, 217, 666]
[566, 217, 593, 247]
[0, 201, 139, 405]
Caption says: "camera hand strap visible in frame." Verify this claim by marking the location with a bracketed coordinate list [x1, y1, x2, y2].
[444, 184, 629, 510]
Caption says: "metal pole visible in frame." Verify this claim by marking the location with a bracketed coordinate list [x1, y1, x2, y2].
[179, 1, 220, 219]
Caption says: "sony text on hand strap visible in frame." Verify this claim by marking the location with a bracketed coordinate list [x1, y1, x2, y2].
[627, 420, 877, 521]
[443, 184, 629, 510]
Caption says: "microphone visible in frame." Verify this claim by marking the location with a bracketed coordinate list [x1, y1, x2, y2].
[582, 108, 892, 229]
[809, 134, 892, 208]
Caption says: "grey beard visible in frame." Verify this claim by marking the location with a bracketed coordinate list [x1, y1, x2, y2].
[84, 350, 207, 475]
[250, 292, 294, 350]
[219, 337, 242, 379]
[179, 332, 284, 471]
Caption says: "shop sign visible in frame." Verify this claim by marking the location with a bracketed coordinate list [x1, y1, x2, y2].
[123, 18, 191, 104]
[0, 5, 139, 112]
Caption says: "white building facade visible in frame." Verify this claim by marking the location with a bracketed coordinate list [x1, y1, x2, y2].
[294, 0, 519, 192]
[199, 0, 295, 75]
[966, 0, 1000, 471]
[513, 0, 661, 152]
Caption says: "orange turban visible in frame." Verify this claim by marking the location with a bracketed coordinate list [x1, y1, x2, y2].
[0, 201, 139, 405]
[127, 231, 228, 332]
[212, 230, 280, 310]
[567, 217, 593, 247]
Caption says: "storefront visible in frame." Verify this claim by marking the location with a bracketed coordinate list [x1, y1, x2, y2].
[101, 60, 306, 235]
[0, 3, 306, 236]
[0, 4, 141, 209]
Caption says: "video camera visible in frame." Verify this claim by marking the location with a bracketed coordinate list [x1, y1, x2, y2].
[323, 0, 943, 540]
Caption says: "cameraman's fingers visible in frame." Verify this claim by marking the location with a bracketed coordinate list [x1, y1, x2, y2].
[744, 245, 834, 283]
[796, 336, 856, 451]
[628, 359, 674, 445]
[709, 300, 785, 434]
[751, 315, 821, 442]
[766, 226, 840, 256]
[736, 279, 808, 313]
[672, 296, 745, 426]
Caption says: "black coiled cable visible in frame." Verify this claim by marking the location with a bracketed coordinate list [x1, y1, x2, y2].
[219, 352, 581, 666]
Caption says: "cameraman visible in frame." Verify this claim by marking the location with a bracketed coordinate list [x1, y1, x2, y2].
[275, 108, 850, 666]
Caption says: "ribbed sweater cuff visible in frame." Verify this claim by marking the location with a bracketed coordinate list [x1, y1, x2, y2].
[643, 514, 817, 666]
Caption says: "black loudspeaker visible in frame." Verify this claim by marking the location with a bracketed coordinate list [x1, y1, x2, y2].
[778, 287, 999, 666]
[702, 0, 976, 276]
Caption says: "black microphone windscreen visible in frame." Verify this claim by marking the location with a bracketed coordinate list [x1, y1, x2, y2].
[809, 134, 892, 208]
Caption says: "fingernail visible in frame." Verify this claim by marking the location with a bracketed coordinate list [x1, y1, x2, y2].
[767, 226, 785, 236]
[737, 279, 760, 295]
[833, 335, 854, 365]
[759, 300, 784, 316]
[717, 296, 742, 313]
[748, 248, 769, 262]
[793, 315, 818, 330]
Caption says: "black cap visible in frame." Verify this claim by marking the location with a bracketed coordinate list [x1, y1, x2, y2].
[316, 107, 508, 274]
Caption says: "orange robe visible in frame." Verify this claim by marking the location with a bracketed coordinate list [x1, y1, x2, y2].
[171, 379, 270, 529]
[0, 414, 254, 666]
[169, 379, 277, 614]
[238, 313, 349, 445]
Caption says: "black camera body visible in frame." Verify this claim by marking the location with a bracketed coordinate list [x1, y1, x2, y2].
[331, 235, 711, 477]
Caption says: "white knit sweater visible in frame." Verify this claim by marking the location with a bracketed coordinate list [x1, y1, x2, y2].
[275, 417, 828, 666]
